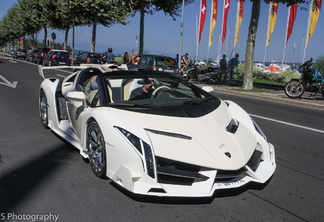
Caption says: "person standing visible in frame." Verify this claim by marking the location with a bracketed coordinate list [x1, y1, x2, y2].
[220, 54, 228, 72]
[123, 52, 129, 64]
[227, 53, 240, 80]
[175, 54, 179, 63]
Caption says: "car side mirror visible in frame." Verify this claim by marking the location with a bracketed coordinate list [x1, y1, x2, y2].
[202, 86, 214, 92]
[66, 91, 87, 108]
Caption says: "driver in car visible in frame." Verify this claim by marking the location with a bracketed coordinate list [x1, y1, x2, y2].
[129, 78, 155, 100]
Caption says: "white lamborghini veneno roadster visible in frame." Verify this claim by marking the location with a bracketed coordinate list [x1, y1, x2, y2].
[38, 65, 276, 197]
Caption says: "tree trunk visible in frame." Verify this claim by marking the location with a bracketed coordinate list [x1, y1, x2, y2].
[64, 27, 70, 50]
[139, 7, 145, 55]
[91, 22, 97, 52]
[72, 24, 75, 65]
[44, 28, 47, 47]
[243, 0, 261, 90]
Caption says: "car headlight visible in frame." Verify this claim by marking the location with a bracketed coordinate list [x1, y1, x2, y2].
[251, 117, 268, 142]
[115, 127, 155, 178]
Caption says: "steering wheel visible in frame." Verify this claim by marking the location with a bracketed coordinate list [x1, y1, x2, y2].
[151, 85, 171, 98]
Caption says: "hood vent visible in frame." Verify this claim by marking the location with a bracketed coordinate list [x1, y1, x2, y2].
[145, 128, 192, 140]
[226, 119, 239, 134]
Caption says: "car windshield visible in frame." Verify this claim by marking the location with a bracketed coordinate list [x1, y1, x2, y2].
[99, 73, 219, 108]
[89, 53, 101, 58]
[156, 57, 176, 66]
[56, 51, 69, 56]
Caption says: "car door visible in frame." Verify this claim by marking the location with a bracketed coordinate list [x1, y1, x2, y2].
[67, 75, 102, 137]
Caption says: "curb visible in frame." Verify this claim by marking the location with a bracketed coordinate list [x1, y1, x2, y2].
[196, 83, 324, 110]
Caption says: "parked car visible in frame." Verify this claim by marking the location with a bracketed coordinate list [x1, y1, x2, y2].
[26, 49, 36, 62]
[38, 65, 276, 197]
[127, 54, 179, 75]
[74, 51, 101, 64]
[43, 49, 71, 66]
[33, 47, 52, 64]
[13, 49, 28, 59]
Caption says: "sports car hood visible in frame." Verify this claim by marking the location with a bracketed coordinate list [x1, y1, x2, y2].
[111, 101, 257, 170]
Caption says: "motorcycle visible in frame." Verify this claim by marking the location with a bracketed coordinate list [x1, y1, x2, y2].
[196, 66, 223, 84]
[284, 58, 324, 99]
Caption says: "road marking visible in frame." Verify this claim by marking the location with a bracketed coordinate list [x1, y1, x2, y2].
[250, 114, 324, 134]
[0, 75, 18, 88]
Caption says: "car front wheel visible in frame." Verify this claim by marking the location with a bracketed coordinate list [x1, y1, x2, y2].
[87, 120, 107, 178]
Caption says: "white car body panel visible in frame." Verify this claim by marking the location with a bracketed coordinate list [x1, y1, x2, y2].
[38, 65, 276, 197]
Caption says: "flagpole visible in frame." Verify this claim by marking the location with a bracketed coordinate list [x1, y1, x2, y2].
[220, 0, 225, 55]
[234, 0, 239, 52]
[301, 36, 305, 64]
[282, 6, 290, 65]
[217, 34, 221, 62]
[303, 0, 313, 63]
[263, 3, 272, 69]
[196, 0, 202, 63]
[196, 14, 199, 63]
[207, 0, 213, 60]
[225, 28, 230, 57]
[178, 0, 185, 70]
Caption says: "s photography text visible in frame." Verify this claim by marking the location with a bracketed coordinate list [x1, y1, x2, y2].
[0, 213, 59, 222]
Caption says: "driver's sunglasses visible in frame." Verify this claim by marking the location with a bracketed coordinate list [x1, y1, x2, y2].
[145, 80, 154, 84]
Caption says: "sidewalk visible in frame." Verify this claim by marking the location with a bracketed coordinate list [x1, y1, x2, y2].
[195, 82, 324, 110]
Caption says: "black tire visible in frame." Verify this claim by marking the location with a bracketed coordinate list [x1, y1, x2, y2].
[225, 71, 239, 86]
[87, 121, 107, 178]
[284, 80, 305, 98]
[39, 90, 49, 128]
[181, 73, 190, 82]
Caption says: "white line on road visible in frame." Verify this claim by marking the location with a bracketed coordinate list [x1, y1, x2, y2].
[250, 114, 324, 134]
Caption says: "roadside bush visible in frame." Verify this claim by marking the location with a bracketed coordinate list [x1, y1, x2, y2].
[114, 56, 123, 65]
[280, 69, 300, 83]
[313, 56, 324, 75]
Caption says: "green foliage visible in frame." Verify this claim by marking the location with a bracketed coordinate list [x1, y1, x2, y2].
[114, 56, 123, 66]
[313, 56, 324, 75]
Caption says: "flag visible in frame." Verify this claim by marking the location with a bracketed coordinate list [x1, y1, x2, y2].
[234, 0, 244, 46]
[286, 4, 298, 45]
[306, 0, 322, 47]
[208, 0, 218, 47]
[266, 1, 279, 47]
[198, 0, 207, 45]
[222, 0, 230, 43]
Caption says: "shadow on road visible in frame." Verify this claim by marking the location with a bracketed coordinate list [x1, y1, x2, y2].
[0, 144, 74, 212]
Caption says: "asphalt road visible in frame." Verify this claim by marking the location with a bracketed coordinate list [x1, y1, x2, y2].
[0, 58, 323, 222]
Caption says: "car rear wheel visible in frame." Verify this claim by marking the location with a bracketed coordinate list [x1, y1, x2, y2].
[39, 90, 49, 128]
[87, 120, 107, 178]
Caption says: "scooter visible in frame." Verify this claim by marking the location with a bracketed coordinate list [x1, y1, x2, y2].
[181, 64, 201, 81]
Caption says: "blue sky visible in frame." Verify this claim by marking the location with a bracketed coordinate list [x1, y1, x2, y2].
[1, 0, 323, 63]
